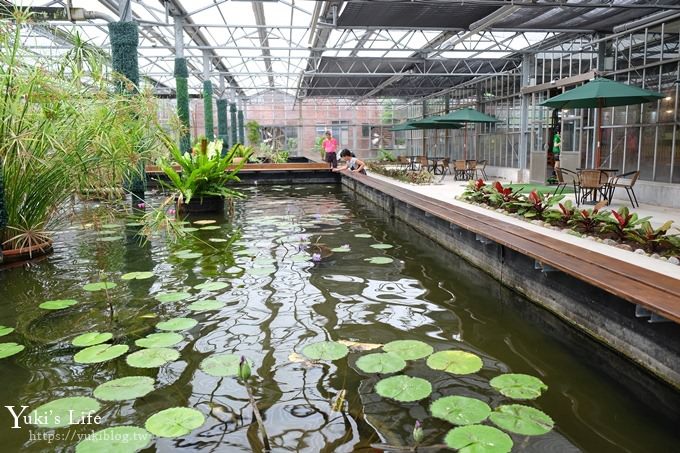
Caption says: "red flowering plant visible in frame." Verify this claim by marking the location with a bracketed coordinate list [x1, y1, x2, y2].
[487, 181, 523, 209]
[568, 200, 610, 234]
[461, 178, 488, 203]
[515, 190, 564, 220]
[600, 206, 648, 241]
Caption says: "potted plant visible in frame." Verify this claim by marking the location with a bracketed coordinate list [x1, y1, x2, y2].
[159, 135, 251, 214]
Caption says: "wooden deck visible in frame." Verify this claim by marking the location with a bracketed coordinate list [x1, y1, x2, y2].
[145, 162, 331, 174]
[343, 172, 680, 324]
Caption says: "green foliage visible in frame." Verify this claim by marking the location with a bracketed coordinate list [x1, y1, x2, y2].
[203, 80, 214, 138]
[489, 373, 548, 400]
[93, 376, 155, 401]
[159, 135, 250, 204]
[246, 120, 262, 146]
[74, 344, 129, 364]
[489, 404, 554, 436]
[174, 58, 191, 152]
[0, 342, 24, 359]
[629, 220, 675, 253]
[30, 397, 100, 428]
[302, 341, 349, 361]
[126, 347, 180, 368]
[601, 206, 647, 241]
[76, 426, 152, 453]
[200, 353, 241, 377]
[108, 21, 139, 92]
[156, 317, 198, 331]
[431, 396, 492, 425]
[355, 353, 406, 374]
[72, 332, 113, 347]
[145, 407, 205, 438]
[366, 162, 434, 185]
[568, 204, 610, 234]
[216, 98, 229, 144]
[444, 425, 513, 453]
[377, 148, 396, 162]
[426, 350, 483, 374]
[375, 375, 432, 402]
[514, 190, 564, 220]
[383, 340, 433, 361]
[135, 332, 183, 348]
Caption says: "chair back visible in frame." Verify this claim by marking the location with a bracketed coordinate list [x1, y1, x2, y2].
[555, 167, 566, 183]
[466, 159, 477, 170]
[629, 170, 640, 187]
[442, 158, 450, 167]
[397, 155, 409, 164]
[478, 159, 487, 169]
[579, 170, 602, 189]
[419, 156, 429, 166]
[454, 160, 466, 170]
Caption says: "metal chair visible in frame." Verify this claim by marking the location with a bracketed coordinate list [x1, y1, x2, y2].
[607, 170, 640, 208]
[418, 155, 432, 172]
[476, 160, 488, 179]
[466, 160, 477, 180]
[577, 169, 608, 206]
[453, 160, 467, 180]
[437, 158, 451, 180]
[554, 167, 580, 204]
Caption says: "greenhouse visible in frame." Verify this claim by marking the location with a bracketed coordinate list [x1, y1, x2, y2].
[1, 1, 679, 452]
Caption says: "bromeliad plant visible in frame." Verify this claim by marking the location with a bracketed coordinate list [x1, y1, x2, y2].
[487, 181, 523, 209]
[567, 201, 610, 234]
[600, 207, 649, 241]
[629, 220, 674, 253]
[462, 179, 487, 203]
[159, 135, 251, 206]
[515, 190, 564, 220]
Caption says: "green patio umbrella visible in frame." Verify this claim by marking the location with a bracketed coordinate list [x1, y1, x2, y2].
[433, 108, 500, 159]
[410, 118, 463, 130]
[389, 122, 418, 131]
[540, 78, 664, 166]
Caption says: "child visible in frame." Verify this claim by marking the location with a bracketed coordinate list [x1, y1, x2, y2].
[333, 149, 366, 175]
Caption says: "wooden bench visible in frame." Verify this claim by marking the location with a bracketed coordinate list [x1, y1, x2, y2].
[343, 172, 680, 323]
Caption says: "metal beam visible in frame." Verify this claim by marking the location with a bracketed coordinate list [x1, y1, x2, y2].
[251, 0, 274, 88]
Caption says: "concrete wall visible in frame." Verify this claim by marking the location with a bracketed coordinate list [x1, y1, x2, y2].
[341, 175, 680, 392]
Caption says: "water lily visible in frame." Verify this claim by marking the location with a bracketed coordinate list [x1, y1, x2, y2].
[413, 420, 424, 444]
[167, 208, 176, 216]
[238, 355, 251, 381]
[137, 202, 146, 209]
[312, 253, 321, 262]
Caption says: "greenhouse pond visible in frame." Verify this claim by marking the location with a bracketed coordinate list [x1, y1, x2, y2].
[0, 184, 678, 452]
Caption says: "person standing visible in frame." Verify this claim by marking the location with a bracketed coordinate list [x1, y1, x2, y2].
[322, 130, 339, 168]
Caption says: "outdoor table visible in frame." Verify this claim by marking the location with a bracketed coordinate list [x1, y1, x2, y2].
[428, 156, 446, 174]
[576, 168, 619, 204]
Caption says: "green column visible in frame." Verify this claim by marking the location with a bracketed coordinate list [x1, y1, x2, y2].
[237, 109, 245, 145]
[216, 98, 229, 150]
[230, 102, 238, 145]
[203, 80, 214, 139]
[174, 57, 191, 153]
[0, 158, 7, 262]
[108, 21, 145, 204]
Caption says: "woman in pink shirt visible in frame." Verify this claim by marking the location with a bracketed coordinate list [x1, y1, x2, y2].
[322, 131, 338, 168]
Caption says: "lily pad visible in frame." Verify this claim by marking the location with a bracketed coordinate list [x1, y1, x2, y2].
[193, 220, 216, 225]
[246, 266, 276, 277]
[355, 353, 406, 374]
[83, 282, 117, 292]
[193, 281, 229, 291]
[355, 234, 372, 238]
[74, 344, 129, 364]
[31, 397, 101, 428]
[145, 407, 205, 438]
[225, 266, 243, 274]
[375, 375, 432, 402]
[331, 246, 351, 253]
[364, 257, 394, 264]
[383, 340, 433, 361]
[72, 332, 113, 347]
[444, 425, 513, 453]
[97, 235, 123, 242]
[426, 350, 483, 374]
[180, 227, 199, 233]
[431, 396, 492, 425]
[94, 376, 155, 401]
[370, 243, 393, 249]
[0, 342, 24, 359]
[175, 252, 202, 259]
[489, 404, 554, 436]
[121, 271, 154, 281]
[187, 300, 225, 311]
[209, 238, 228, 243]
[135, 332, 183, 348]
[0, 326, 14, 337]
[490, 373, 548, 400]
[156, 317, 198, 331]
[39, 299, 78, 310]
[200, 225, 221, 230]
[199, 353, 241, 377]
[155, 292, 191, 303]
[75, 426, 152, 453]
[302, 341, 349, 361]
[126, 347, 180, 368]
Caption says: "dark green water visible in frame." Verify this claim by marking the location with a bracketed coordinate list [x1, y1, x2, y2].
[0, 185, 678, 452]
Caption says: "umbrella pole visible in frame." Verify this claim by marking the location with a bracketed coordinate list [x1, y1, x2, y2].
[463, 126, 467, 160]
[595, 101, 603, 167]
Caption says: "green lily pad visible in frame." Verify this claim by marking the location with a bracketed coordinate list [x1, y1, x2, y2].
[200, 225, 221, 230]
[94, 376, 155, 401]
[97, 235, 123, 242]
[126, 347, 180, 368]
[145, 407, 205, 438]
[370, 243, 393, 249]
[302, 341, 349, 361]
[331, 246, 351, 253]
[135, 332, 183, 348]
[72, 332, 113, 347]
[364, 257, 394, 264]
[83, 282, 117, 292]
[246, 266, 276, 277]
[426, 350, 483, 374]
[355, 234, 372, 238]
[444, 425, 513, 453]
[74, 344, 129, 364]
[209, 238, 228, 243]
[193, 220, 216, 225]
[175, 252, 202, 259]
[39, 299, 78, 310]
[156, 317, 198, 331]
[0, 342, 24, 359]
[75, 426, 152, 453]
[187, 300, 225, 311]
[121, 271, 154, 281]
[431, 396, 492, 425]
[0, 326, 14, 337]
[489, 404, 554, 436]
[173, 249, 193, 255]
[290, 253, 311, 262]
[199, 353, 241, 377]
[180, 227, 199, 233]
[31, 397, 101, 428]
[383, 340, 433, 361]
[155, 292, 191, 303]
[490, 373, 548, 400]
[375, 375, 432, 402]
[355, 353, 406, 374]
[225, 266, 243, 274]
[193, 281, 229, 291]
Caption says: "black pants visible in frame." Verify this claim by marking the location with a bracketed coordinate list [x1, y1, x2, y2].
[325, 152, 337, 168]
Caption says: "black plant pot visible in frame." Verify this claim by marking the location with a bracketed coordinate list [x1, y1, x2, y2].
[177, 195, 225, 214]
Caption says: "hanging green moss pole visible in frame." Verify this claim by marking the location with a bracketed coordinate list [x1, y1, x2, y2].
[108, 21, 145, 204]
[203, 81, 214, 138]
[216, 98, 229, 150]
[174, 57, 191, 152]
[230, 102, 238, 145]
[0, 159, 7, 262]
[238, 108, 245, 145]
